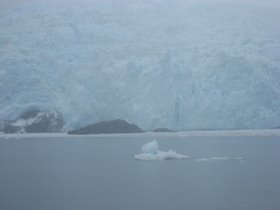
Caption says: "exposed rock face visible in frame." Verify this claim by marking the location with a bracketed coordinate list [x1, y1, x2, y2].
[1, 110, 64, 133]
[2, 124, 22, 134]
[68, 119, 144, 134]
[0, 121, 4, 132]
[24, 111, 64, 133]
[153, 128, 176, 132]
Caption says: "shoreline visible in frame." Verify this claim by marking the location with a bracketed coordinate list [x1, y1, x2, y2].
[1, 129, 280, 138]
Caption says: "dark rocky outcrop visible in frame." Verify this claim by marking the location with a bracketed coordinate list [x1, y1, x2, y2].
[24, 111, 64, 133]
[2, 124, 22, 134]
[1, 109, 64, 133]
[153, 128, 176, 132]
[0, 120, 22, 134]
[68, 119, 144, 134]
[0, 121, 4, 132]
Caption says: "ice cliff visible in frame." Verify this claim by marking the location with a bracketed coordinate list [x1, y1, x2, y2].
[0, 0, 280, 130]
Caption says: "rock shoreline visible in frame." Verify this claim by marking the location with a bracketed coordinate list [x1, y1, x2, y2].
[68, 119, 144, 135]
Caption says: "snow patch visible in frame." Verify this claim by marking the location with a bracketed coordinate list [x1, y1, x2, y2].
[12, 114, 41, 127]
[134, 140, 188, 161]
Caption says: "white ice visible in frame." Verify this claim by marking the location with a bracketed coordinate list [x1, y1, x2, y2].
[0, 0, 280, 130]
[195, 158, 210, 162]
[210, 156, 229, 160]
[195, 156, 245, 162]
[134, 140, 188, 161]
[140, 140, 159, 155]
[233, 157, 244, 160]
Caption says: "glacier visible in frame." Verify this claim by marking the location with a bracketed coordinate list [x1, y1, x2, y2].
[0, 0, 280, 130]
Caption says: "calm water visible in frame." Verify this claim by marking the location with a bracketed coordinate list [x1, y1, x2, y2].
[0, 134, 279, 210]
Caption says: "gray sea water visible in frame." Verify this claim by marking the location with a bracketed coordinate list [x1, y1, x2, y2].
[0, 134, 279, 210]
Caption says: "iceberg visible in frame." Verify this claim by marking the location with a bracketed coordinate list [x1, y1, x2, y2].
[140, 140, 159, 155]
[134, 140, 188, 161]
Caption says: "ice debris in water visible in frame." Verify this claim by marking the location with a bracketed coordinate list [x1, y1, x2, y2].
[233, 157, 244, 160]
[210, 156, 229, 160]
[134, 140, 188, 161]
[195, 158, 210, 162]
[195, 156, 245, 162]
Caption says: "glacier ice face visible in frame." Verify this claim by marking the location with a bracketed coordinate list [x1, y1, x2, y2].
[0, 0, 280, 130]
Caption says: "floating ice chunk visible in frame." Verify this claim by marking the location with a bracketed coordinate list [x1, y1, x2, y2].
[232, 157, 244, 160]
[135, 140, 188, 161]
[135, 150, 188, 161]
[195, 156, 245, 162]
[195, 158, 210, 162]
[232, 157, 245, 163]
[210, 156, 229, 160]
[140, 140, 159, 154]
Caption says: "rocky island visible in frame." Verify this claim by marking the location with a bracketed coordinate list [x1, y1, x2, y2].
[68, 119, 144, 134]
